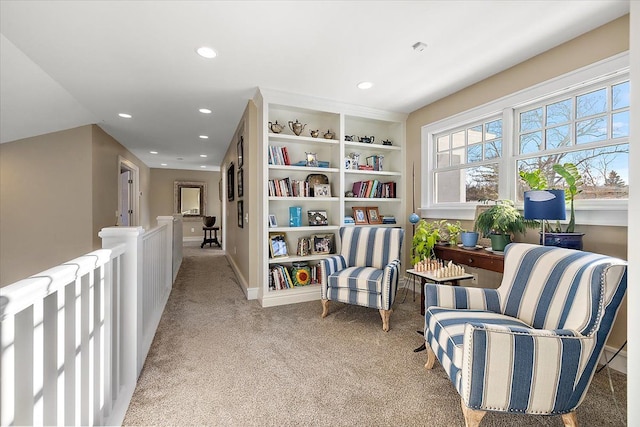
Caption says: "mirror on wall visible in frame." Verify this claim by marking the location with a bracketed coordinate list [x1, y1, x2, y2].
[174, 181, 207, 218]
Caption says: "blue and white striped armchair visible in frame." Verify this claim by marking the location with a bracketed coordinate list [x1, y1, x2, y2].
[320, 227, 404, 331]
[423, 243, 627, 426]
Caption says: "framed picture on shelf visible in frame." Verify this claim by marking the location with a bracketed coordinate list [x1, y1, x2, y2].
[227, 162, 234, 201]
[352, 207, 368, 225]
[268, 214, 278, 228]
[311, 234, 335, 254]
[307, 210, 328, 226]
[305, 152, 318, 167]
[269, 232, 288, 258]
[366, 207, 382, 224]
[238, 200, 244, 228]
[237, 168, 243, 197]
[313, 184, 331, 197]
[237, 135, 244, 168]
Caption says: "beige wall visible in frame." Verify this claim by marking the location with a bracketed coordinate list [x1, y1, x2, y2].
[405, 15, 629, 348]
[221, 100, 258, 292]
[149, 168, 221, 239]
[0, 124, 150, 287]
[91, 125, 151, 245]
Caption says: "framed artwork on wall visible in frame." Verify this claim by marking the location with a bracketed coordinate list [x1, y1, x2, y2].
[238, 168, 244, 198]
[227, 162, 235, 201]
[237, 135, 244, 168]
[238, 200, 244, 228]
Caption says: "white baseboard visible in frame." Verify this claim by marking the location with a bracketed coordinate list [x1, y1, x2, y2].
[599, 345, 626, 374]
[183, 236, 201, 243]
[225, 253, 258, 300]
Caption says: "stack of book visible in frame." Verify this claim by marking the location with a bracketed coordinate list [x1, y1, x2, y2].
[270, 264, 322, 291]
[382, 216, 397, 224]
[351, 180, 396, 198]
[268, 178, 310, 197]
[268, 146, 291, 165]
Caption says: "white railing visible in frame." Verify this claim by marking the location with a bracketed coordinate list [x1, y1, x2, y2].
[0, 215, 183, 426]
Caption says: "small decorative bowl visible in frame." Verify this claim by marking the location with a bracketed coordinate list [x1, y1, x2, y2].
[203, 216, 216, 227]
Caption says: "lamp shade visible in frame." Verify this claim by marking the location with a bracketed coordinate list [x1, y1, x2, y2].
[523, 190, 566, 220]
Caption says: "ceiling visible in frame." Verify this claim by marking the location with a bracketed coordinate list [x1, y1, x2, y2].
[0, 1, 629, 171]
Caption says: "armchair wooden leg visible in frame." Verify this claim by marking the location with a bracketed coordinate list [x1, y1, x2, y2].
[379, 309, 392, 331]
[461, 399, 486, 427]
[561, 411, 578, 427]
[424, 344, 436, 369]
[321, 299, 330, 318]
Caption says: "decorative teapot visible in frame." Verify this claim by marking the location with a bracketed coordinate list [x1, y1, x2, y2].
[268, 120, 285, 133]
[323, 129, 335, 139]
[382, 139, 393, 146]
[344, 135, 355, 142]
[288, 119, 306, 136]
[309, 129, 319, 138]
[358, 135, 375, 144]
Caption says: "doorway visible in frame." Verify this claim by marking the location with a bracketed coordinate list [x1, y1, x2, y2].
[118, 156, 139, 226]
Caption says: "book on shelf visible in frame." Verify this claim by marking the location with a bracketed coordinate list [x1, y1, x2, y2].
[350, 180, 396, 198]
[268, 178, 310, 197]
[268, 146, 291, 166]
[382, 216, 397, 224]
[270, 263, 322, 290]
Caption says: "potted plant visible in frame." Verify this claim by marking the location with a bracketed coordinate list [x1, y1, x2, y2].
[444, 221, 463, 246]
[520, 163, 585, 249]
[412, 219, 442, 264]
[474, 200, 537, 252]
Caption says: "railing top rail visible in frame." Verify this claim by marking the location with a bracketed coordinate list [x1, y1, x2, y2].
[142, 222, 168, 242]
[0, 244, 126, 319]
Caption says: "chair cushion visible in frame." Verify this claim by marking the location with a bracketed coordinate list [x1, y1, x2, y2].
[425, 308, 531, 386]
[327, 266, 383, 293]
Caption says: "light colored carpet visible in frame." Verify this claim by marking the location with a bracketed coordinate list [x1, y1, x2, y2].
[123, 245, 627, 426]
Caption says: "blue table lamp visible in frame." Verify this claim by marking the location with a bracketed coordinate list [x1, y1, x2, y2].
[523, 190, 566, 246]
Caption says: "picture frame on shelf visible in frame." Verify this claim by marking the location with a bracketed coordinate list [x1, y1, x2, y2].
[366, 207, 382, 224]
[307, 210, 328, 226]
[237, 135, 244, 168]
[237, 168, 243, 197]
[268, 214, 278, 228]
[238, 200, 244, 228]
[313, 184, 331, 197]
[311, 234, 335, 254]
[352, 207, 368, 225]
[305, 152, 318, 167]
[269, 232, 288, 258]
[227, 162, 234, 201]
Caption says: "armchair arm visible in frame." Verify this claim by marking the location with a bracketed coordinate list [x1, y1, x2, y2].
[425, 283, 500, 312]
[319, 255, 346, 299]
[460, 323, 596, 415]
[381, 258, 401, 309]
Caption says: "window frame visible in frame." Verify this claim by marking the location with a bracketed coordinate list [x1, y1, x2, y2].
[421, 52, 629, 226]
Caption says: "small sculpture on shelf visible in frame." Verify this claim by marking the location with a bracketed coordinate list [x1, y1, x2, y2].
[309, 129, 319, 138]
[358, 135, 375, 144]
[324, 129, 335, 139]
[345, 135, 355, 142]
[382, 139, 393, 146]
[268, 121, 285, 133]
[288, 119, 306, 136]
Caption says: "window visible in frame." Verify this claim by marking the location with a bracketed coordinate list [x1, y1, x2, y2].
[422, 54, 629, 226]
[433, 118, 502, 203]
[515, 77, 629, 201]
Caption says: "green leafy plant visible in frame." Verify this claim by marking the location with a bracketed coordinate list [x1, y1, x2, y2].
[412, 219, 443, 264]
[553, 163, 583, 233]
[474, 200, 537, 237]
[519, 169, 548, 190]
[444, 221, 463, 245]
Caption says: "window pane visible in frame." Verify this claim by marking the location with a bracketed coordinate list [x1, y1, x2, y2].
[520, 131, 542, 154]
[520, 108, 542, 132]
[468, 125, 483, 144]
[465, 165, 499, 202]
[546, 99, 572, 126]
[437, 152, 449, 168]
[577, 88, 607, 118]
[485, 120, 502, 140]
[517, 144, 628, 200]
[435, 170, 463, 203]
[612, 111, 629, 138]
[437, 135, 449, 152]
[485, 140, 501, 159]
[576, 116, 608, 144]
[612, 81, 630, 110]
[546, 125, 571, 149]
[452, 131, 465, 148]
[451, 147, 465, 165]
[467, 144, 482, 163]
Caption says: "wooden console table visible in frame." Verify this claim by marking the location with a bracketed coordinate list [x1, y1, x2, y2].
[434, 244, 504, 274]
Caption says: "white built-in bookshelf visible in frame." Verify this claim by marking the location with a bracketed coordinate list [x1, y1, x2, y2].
[254, 89, 406, 307]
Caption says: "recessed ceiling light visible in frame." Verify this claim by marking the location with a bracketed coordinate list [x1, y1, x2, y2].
[200, 165, 207, 168]
[199, 108, 212, 114]
[150, 151, 158, 154]
[161, 163, 167, 166]
[196, 46, 217, 59]
[199, 135, 209, 139]
[118, 113, 132, 118]
[200, 154, 208, 158]
[357, 81, 373, 90]
[177, 157, 183, 160]
[412, 41, 428, 52]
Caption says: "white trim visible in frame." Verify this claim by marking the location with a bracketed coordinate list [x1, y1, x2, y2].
[599, 344, 627, 374]
[421, 53, 629, 226]
[118, 156, 140, 226]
